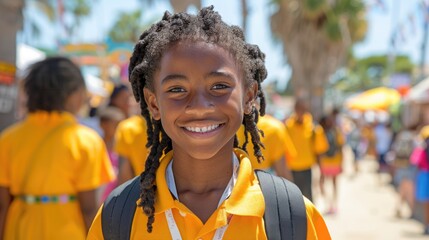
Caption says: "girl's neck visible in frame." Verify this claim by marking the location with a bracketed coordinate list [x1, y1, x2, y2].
[171, 146, 234, 194]
[171, 145, 235, 223]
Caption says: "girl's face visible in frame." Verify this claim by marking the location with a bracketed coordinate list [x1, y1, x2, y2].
[145, 41, 257, 160]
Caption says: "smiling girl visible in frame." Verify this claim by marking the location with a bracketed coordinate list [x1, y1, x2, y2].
[88, 6, 331, 239]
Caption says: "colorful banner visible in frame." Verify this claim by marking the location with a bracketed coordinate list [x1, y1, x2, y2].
[0, 61, 16, 85]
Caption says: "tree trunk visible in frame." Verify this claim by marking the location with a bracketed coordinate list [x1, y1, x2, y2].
[170, 0, 201, 13]
[0, 0, 23, 131]
[270, 1, 348, 120]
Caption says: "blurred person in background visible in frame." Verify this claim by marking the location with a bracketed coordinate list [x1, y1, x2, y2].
[318, 114, 344, 214]
[347, 117, 363, 174]
[285, 99, 329, 201]
[237, 111, 295, 180]
[0, 57, 115, 239]
[98, 107, 126, 202]
[390, 124, 418, 219]
[374, 118, 393, 178]
[108, 84, 132, 118]
[414, 125, 429, 235]
[114, 114, 149, 184]
[107, 83, 151, 184]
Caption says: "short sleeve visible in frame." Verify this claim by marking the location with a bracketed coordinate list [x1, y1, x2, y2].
[74, 130, 116, 191]
[265, 125, 287, 164]
[304, 197, 332, 240]
[114, 123, 131, 159]
[0, 133, 10, 186]
[283, 129, 297, 161]
[313, 125, 329, 155]
[87, 205, 104, 239]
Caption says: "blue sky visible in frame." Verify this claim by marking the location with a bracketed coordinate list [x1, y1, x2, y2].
[20, 0, 429, 88]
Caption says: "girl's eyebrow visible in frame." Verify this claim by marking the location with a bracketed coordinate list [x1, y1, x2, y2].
[206, 71, 235, 81]
[161, 74, 187, 84]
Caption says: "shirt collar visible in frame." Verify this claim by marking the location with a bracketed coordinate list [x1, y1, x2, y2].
[287, 112, 313, 126]
[166, 153, 240, 208]
[27, 111, 77, 125]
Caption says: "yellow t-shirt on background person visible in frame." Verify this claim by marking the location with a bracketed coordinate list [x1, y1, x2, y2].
[237, 115, 296, 170]
[285, 113, 329, 171]
[114, 115, 149, 175]
[320, 128, 345, 168]
[0, 111, 115, 240]
[87, 149, 331, 240]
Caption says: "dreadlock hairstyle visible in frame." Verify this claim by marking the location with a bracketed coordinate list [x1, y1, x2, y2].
[24, 56, 86, 112]
[128, 5, 267, 232]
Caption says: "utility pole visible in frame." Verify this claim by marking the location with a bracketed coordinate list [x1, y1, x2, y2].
[386, 0, 400, 86]
[419, 1, 429, 83]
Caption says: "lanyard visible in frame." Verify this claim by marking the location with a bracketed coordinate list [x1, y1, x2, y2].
[165, 154, 239, 239]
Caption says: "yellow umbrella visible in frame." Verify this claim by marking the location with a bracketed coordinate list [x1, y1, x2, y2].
[346, 87, 401, 111]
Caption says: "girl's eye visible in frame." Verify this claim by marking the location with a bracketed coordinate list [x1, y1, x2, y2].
[212, 84, 230, 90]
[167, 87, 186, 93]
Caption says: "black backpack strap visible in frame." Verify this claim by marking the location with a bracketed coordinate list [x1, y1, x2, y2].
[101, 176, 141, 240]
[255, 170, 307, 240]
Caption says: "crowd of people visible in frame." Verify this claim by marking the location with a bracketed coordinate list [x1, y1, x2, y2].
[1, 5, 429, 240]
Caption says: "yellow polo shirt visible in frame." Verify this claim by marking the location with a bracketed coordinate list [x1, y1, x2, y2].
[237, 115, 297, 170]
[285, 113, 329, 171]
[0, 111, 115, 240]
[114, 115, 149, 175]
[87, 149, 331, 239]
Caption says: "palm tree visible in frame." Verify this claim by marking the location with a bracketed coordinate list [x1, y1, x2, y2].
[108, 10, 151, 44]
[138, 0, 253, 38]
[270, 0, 367, 118]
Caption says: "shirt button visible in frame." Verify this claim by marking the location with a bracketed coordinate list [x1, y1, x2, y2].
[179, 211, 187, 217]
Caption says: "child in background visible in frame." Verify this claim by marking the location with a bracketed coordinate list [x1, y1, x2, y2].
[414, 126, 429, 235]
[108, 84, 132, 118]
[98, 107, 126, 202]
[319, 115, 344, 214]
[88, 6, 331, 239]
[390, 126, 417, 218]
[0, 57, 115, 239]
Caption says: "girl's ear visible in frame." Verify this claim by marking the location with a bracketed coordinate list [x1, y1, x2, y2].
[244, 82, 258, 114]
[143, 88, 161, 120]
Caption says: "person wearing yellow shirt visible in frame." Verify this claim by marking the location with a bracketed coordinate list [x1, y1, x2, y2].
[318, 115, 344, 214]
[285, 100, 329, 201]
[114, 115, 149, 184]
[237, 114, 295, 180]
[0, 57, 115, 240]
[88, 8, 331, 239]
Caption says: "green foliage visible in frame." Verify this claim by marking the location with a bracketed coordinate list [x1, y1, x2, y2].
[303, 0, 327, 19]
[300, 0, 367, 42]
[332, 54, 414, 92]
[108, 10, 153, 43]
[324, 15, 342, 41]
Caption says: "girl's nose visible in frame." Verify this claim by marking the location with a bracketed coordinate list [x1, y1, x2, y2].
[185, 91, 214, 115]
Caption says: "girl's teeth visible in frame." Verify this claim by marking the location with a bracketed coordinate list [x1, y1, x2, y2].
[186, 124, 219, 133]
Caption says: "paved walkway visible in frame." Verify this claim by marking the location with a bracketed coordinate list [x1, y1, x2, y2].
[314, 148, 429, 240]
